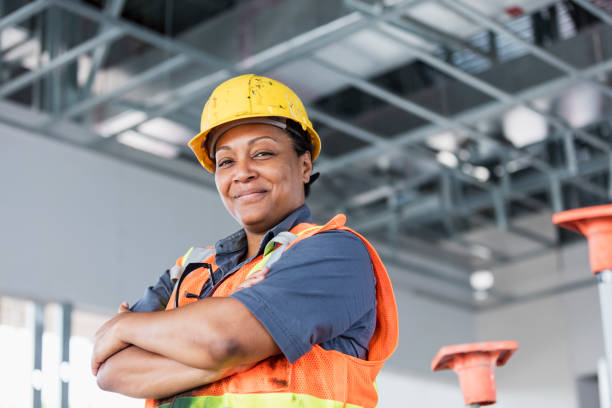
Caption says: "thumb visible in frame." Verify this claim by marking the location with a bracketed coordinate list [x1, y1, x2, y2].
[117, 302, 130, 313]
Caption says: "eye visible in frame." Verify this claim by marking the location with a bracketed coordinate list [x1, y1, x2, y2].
[254, 151, 274, 159]
[217, 158, 233, 168]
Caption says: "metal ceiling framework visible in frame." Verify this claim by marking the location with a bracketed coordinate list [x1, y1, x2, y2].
[1, 0, 611, 308]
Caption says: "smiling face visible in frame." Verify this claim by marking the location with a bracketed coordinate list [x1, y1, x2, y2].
[213, 123, 312, 234]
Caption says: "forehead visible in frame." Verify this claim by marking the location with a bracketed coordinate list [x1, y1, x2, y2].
[214, 123, 291, 151]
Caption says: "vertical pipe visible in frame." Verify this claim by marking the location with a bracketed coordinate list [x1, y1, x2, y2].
[440, 170, 456, 236]
[32, 303, 44, 408]
[60, 303, 72, 408]
[0, 0, 4, 84]
[33, 10, 43, 110]
[599, 357, 610, 408]
[608, 153, 612, 200]
[563, 131, 578, 176]
[598, 269, 612, 408]
[492, 189, 508, 232]
[550, 176, 563, 214]
[80, 0, 126, 99]
[46, 5, 61, 114]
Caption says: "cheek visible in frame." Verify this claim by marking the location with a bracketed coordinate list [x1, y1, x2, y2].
[277, 163, 304, 194]
[215, 175, 231, 203]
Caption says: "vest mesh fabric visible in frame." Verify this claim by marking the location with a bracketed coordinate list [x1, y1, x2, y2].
[145, 215, 398, 408]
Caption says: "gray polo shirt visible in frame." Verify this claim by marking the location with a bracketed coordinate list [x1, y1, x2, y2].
[131, 205, 377, 363]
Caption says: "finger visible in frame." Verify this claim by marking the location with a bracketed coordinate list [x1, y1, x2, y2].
[237, 275, 265, 290]
[91, 350, 100, 376]
[246, 267, 270, 280]
[120, 304, 130, 313]
[117, 302, 129, 313]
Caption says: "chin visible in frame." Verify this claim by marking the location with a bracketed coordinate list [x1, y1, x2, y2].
[235, 209, 273, 231]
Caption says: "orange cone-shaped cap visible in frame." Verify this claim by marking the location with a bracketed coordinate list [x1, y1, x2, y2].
[431, 341, 518, 406]
[553, 204, 612, 274]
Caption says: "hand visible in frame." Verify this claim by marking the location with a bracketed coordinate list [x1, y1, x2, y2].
[91, 312, 130, 376]
[117, 302, 131, 314]
[236, 267, 270, 291]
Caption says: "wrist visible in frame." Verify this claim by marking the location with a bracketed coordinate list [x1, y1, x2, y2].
[114, 312, 132, 345]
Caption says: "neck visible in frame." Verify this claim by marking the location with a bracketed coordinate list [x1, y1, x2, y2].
[244, 231, 266, 260]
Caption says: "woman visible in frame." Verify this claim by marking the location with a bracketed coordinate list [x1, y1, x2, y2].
[92, 74, 398, 408]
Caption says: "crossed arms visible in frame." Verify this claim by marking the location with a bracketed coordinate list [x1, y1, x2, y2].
[94, 269, 276, 399]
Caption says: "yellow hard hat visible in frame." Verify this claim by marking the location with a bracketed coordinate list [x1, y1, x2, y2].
[188, 74, 321, 173]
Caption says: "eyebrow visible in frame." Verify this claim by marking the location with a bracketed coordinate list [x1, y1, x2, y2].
[215, 135, 278, 153]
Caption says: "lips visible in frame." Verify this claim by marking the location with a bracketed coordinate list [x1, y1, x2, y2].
[233, 188, 268, 200]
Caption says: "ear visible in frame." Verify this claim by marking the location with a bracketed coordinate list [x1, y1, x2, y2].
[299, 151, 313, 184]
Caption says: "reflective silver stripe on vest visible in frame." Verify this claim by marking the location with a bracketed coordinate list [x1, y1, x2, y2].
[169, 247, 216, 283]
[246, 231, 299, 278]
[173, 230, 300, 284]
[263, 231, 298, 269]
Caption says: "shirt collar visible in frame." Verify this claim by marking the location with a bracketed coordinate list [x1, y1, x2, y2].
[214, 204, 313, 257]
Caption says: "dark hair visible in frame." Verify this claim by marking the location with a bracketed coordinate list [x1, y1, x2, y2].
[286, 120, 320, 197]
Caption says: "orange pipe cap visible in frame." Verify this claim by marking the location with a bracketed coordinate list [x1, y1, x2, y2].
[553, 204, 612, 274]
[431, 341, 518, 406]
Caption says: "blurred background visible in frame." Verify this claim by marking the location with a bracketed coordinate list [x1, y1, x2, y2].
[1, 0, 611, 406]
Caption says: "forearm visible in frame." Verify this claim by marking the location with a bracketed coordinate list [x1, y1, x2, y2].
[115, 297, 277, 370]
[97, 345, 249, 399]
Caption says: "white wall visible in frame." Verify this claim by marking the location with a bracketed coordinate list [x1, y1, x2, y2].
[0, 122, 236, 312]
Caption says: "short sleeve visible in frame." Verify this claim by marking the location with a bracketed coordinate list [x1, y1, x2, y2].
[130, 269, 174, 312]
[230, 230, 376, 363]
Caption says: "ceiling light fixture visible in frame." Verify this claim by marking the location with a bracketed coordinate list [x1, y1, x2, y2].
[117, 130, 179, 159]
[470, 270, 494, 291]
[502, 106, 548, 147]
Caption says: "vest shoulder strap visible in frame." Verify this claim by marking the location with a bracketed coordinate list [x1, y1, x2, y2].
[247, 214, 348, 277]
[169, 246, 215, 283]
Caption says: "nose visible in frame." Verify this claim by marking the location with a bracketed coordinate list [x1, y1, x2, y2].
[232, 157, 257, 183]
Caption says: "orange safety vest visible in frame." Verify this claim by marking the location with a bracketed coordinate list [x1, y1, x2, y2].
[145, 214, 398, 408]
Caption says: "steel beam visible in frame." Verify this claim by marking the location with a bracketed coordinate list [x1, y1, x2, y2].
[312, 55, 553, 173]
[80, 0, 126, 98]
[309, 106, 495, 194]
[308, 107, 502, 246]
[0, 0, 4, 83]
[33, 0, 411, 147]
[90, 70, 231, 146]
[569, 0, 612, 27]
[346, 0, 492, 60]
[89, 8, 397, 143]
[439, 0, 612, 100]
[550, 174, 564, 213]
[565, 176, 611, 200]
[563, 131, 578, 176]
[32, 302, 44, 408]
[315, 55, 612, 175]
[66, 0, 419, 144]
[0, 27, 123, 97]
[375, 23, 611, 153]
[60, 303, 72, 408]
[50, 0, 231, 72]
[352, 152, 610, 233]
[58, 54, 189, 119]
[609, 154, 612, 200]
[45, 6, 62, 114]
[0, 0, 49, 32]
